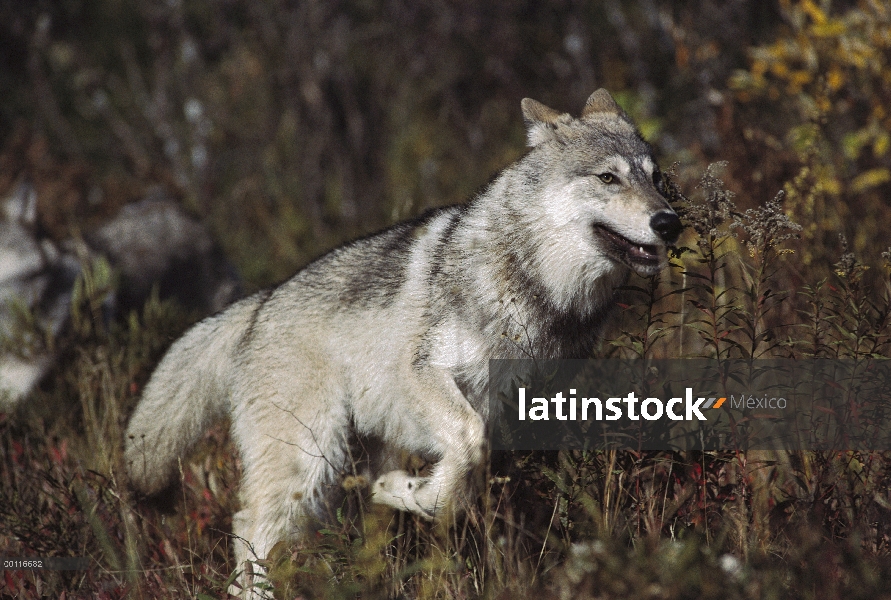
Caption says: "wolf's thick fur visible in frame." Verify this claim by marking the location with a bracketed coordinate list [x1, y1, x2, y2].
[125, 89, 681, 594]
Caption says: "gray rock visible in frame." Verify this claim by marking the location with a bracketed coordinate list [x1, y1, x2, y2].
[87, 190, 240, 314]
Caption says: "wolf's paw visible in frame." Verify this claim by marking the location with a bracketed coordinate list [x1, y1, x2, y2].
[370, 470, 436, 520]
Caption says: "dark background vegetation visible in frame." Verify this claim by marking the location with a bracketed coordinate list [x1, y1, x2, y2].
[2, 0, 891, 598]
[4, 0, 890, 287]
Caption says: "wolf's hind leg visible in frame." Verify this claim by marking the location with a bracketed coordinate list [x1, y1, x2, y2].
[231, 453, 345, 598]
[230, 401, 349, 598]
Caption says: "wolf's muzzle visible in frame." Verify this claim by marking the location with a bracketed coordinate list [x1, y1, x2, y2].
[650, 211, 683, 244]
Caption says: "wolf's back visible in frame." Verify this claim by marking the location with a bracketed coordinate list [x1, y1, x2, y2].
[124, 295, 258, 495]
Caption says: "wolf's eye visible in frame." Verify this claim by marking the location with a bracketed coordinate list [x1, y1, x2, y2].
[652, 169, 664, 190]
[598, 173, 617, 184]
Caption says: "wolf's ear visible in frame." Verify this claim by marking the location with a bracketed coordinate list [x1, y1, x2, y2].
[581, 88, 628, 120]
[521, 98, 571, 147]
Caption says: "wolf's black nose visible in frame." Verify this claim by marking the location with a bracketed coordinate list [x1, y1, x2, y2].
[650, 211, 683, 243]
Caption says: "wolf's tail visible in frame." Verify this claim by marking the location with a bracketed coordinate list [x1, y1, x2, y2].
[124, 295, 258, 495]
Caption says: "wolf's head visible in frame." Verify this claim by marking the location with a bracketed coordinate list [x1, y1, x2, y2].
[516, 89, 681, 283]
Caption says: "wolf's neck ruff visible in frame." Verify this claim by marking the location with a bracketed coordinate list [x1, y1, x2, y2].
[431, 203, 629, 364]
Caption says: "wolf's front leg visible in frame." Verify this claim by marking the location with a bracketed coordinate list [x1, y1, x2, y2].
[371, 469, 437, 518]
[370, 371, 485, 519]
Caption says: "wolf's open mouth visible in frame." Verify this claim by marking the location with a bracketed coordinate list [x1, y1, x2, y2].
[593, 224, 661, 268]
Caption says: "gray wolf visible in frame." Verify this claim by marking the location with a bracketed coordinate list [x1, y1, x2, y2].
[124, 89, 682, 595]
